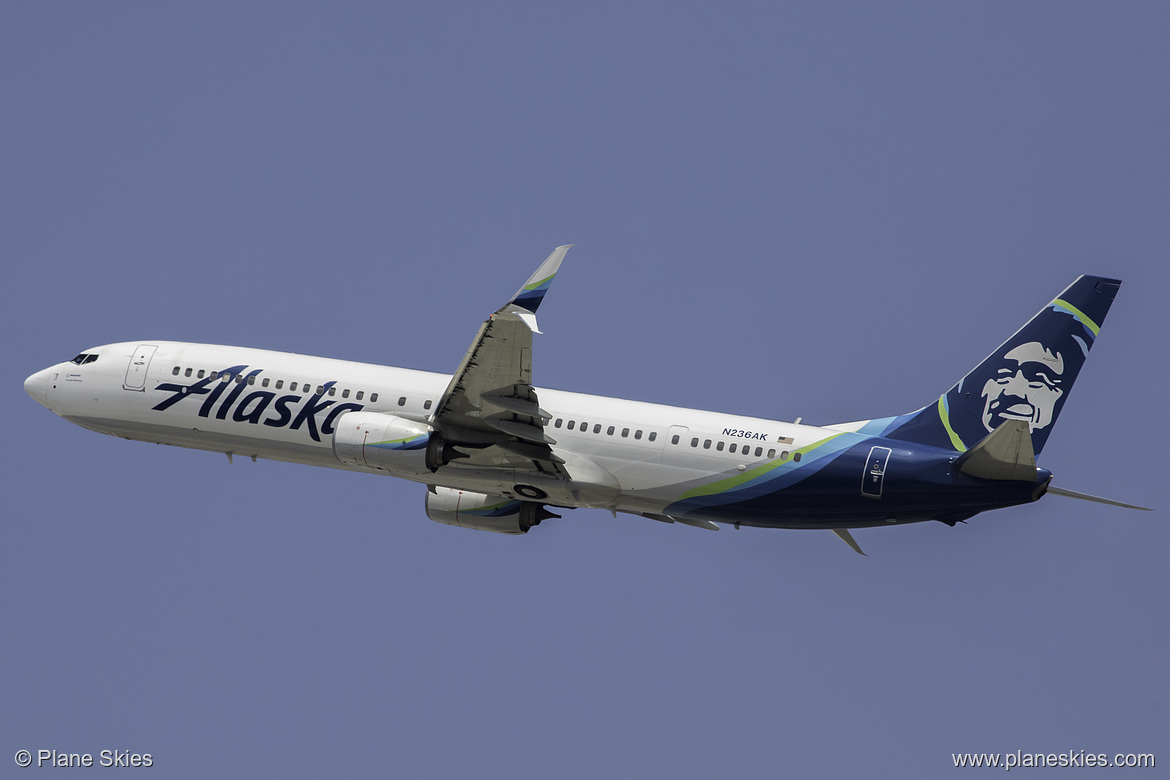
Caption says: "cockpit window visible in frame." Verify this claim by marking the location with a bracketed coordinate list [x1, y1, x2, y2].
[70, 353, 99, 365]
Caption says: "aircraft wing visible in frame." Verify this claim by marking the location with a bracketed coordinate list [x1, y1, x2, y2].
[429, 246, 572, 474]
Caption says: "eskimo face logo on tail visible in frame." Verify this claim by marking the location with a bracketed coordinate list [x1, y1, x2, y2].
[980, 341, 1065, 432]
[945, 303, 1095, 451]
[884, 277, 1117, 457]
[151, 364, 365, 442]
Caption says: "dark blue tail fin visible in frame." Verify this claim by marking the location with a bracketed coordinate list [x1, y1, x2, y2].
[885, 275, 1121, 456]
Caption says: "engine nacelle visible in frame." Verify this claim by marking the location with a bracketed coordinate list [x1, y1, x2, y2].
[425, 486, 553, 534]
[332, 411, 434, 474]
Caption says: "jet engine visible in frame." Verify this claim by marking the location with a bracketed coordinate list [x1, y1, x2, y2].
[333, 411, 484, 475]
[332, 411, 436, 474]
[425, 486, 557, 534]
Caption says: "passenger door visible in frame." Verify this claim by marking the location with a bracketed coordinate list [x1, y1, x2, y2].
[123, 344, 158, 391]
[861, 446, 892, 499]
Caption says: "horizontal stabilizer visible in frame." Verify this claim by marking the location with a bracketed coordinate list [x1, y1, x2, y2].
[955, 420, 1037, 482]
[832, 528, 867, 556]
[1046, 485, 1150, 511]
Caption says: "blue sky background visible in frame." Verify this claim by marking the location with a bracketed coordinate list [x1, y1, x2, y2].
[3, 3, 1166, 777]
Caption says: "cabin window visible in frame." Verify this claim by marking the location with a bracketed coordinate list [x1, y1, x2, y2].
[567, 420, 576, 430]
[580, 421, 589, 431]
[648, 432, 657, 442]
[370, 393, 379, 403]
[355, 390, 363, 400]
[793, 452, 801, 462]
[607, 426, 615, 435]
[327, 386, 335, 396]
[184, 368, 193, 377]
[248, 375, 256, 385]
[554, 418, 562, 428]
[289, 382, 297, 391]
[691, 438, 699, 447]
[621, 428, 629, 438]
[671, 435, 680, 445]
[634, 430, 643, 440]
[716, 441, 725, 451]
[767, 449, 776, 458]
[729, 443, 738, 453]
[424, 400, 432, 410]
[341, 388, 349, 398]
[209, 371, 218, 381]
[261, 377, 270, 387]
[197, 370, 205, 379]
[172, 366, 180, 376]
[703, 439, 712, 449]
[398, 397, 406, 407]
[275, 380, 284, 390]
[235, 375, 244, 384]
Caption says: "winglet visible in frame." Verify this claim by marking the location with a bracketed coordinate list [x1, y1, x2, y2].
[832, 528, 867, 556]
[509, 245, 572, 314]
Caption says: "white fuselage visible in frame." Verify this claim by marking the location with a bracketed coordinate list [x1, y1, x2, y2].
[26, 341, 831, 520]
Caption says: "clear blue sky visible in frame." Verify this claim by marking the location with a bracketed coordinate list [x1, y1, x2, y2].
[3, 3, 1166, 777]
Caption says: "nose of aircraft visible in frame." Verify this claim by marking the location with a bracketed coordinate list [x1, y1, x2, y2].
[24, 368, 51, 409]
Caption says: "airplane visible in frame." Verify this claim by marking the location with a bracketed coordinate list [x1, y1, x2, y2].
[24, 247, 1148, 553]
